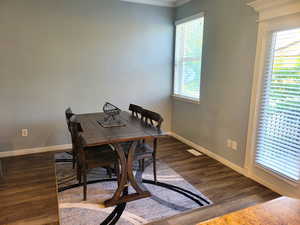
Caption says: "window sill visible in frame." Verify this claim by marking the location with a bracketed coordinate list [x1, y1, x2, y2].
[172, 95, 200, 104]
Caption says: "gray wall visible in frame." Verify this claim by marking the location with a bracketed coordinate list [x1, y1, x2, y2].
[173, 0, 258, 167]
[0, 0, 174, 150]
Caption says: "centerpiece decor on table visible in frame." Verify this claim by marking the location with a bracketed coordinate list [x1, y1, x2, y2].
[98, 102, 126, 128]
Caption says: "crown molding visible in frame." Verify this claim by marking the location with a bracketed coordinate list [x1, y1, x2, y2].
[248, 0, 300, 21]
[120, 0, 191, 7]
[175, 0, 191, 7]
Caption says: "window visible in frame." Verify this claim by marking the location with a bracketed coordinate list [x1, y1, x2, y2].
[255, 27, 300, 181]
[173, 13, 204, 102]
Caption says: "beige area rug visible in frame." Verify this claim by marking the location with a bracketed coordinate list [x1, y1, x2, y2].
[55, 153, 212, 225]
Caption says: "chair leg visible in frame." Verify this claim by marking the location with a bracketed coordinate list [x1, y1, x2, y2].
[142, 159, 145, 172]
[115, 162, 120, 186]
[72, 149, 76, 169]
[77, 165, 82, 184]
[139, 160, 143, 171]
[153, 154, 157, 183]
[153, 138, 158, 183]
[83, 166, 87, 201]
[72, 152, 76, 169]
[107, 167, 112, 178]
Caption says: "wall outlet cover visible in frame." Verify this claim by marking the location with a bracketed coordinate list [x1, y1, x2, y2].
[227, 139, 232, 148]
[21, 129, 28, 137]
[231, 141, 238, 150]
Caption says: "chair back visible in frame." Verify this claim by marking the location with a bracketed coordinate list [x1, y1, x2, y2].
[129, 104, 144, 118]
[141, 109, 164, 129]
[69, 116, 84, 151]
[65, 107, 74, 131]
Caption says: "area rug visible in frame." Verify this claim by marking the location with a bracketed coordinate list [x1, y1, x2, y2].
[55, 153, 212, 225]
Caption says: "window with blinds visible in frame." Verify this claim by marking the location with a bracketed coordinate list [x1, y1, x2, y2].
[173, 14, 204, 101]
[256, 27, 300, 181]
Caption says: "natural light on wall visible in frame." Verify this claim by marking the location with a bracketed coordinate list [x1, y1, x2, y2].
[256, 27, 300, 182]
[173, 13, 204, 102]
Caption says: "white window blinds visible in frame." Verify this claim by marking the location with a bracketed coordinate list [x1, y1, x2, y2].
[256, 27, 300, 181]
[174, 14, 204, 101]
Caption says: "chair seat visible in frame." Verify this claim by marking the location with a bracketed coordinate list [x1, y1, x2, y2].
[120, 142, 153, 159]
[84, 145, 118, 169]
[134, 143, 154, 160]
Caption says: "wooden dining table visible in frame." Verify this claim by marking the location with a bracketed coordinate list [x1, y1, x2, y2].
[76, 111, 166, 207]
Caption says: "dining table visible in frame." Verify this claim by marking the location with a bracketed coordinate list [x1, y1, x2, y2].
[75, 110, 166, 208]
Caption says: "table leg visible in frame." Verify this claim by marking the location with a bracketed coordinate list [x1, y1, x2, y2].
[104, 141, 151, 207]
[0, 159, 4, 178]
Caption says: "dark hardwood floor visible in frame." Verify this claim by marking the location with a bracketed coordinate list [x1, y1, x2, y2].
[0, 137, 279, 225]
[0, 153, 59, 225]
[148, 137, 280, 225]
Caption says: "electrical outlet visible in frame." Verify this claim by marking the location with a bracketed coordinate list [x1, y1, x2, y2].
[231, 141, 238, 150]
[227, 139, 232, 148]
[21, 129, 28, 137]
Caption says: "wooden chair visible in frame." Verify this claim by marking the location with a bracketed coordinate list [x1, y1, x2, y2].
[65, 107, 74, 131]
[133, 107, 163, 183]
[69, 117, 119, 200]
[65, 108, 76, 168]
[120, 103, 144, 150]
[129, 104, 144, 118]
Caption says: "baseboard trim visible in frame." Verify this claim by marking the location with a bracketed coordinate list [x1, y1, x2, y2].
[169, 132, 286, 196]
[0, 144, 72, 158]
[169, 132, 247, 176]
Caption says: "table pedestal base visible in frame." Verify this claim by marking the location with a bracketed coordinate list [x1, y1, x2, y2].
[104, 191, 151, 207]
[104, 141, 151, 207]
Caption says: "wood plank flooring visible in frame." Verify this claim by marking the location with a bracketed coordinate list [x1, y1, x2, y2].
[148, 137, 280, 225]
[0, 137, 280, 225]
[0, 153, 59, 225]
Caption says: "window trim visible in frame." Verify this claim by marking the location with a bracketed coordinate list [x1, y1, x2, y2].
[175, 12, 205, 26]
[172, 12, 205, 103]
[245, 13, 300, 188]
[254, 27, 300, 184]
[172, 94, 200, 104]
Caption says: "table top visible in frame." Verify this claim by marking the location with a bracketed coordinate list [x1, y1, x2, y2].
[76, 111, 165, 147]
[198, 197, 300, 225]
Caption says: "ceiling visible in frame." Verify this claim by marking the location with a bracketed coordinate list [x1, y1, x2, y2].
[120, 0, 191, 7]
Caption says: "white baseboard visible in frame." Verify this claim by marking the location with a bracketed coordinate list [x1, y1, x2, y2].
[249, 174, 283, 195]
[0, 144, 72, 158]
[169, 132, 287, 196]
[169, 132, 247, 176]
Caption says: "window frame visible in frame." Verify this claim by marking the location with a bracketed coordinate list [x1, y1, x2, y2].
[254, 27, 300, 183]
[245, 13, 300, 187]
[172, 12, 205, 104]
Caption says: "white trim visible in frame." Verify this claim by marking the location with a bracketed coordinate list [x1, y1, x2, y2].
[120, 0, 191, 7]
[0, 144, 72, 158]
[248, 173, 288, 196]
[175, 0, 192, 7]
[175, 12, 205, 25]
[120, 0, 176, 7]
[245, 22, 269, 173]
[170, 132, 247, 176]
[255, 163, 300, 187]
[172, 94, 200, 104]
[248, 0, 300, 22]
[245, 10, 300, 196]
[169, 132, 288, 196]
